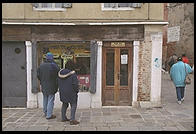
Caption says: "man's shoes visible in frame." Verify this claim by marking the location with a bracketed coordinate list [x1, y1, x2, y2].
[177, 101, 182, 105]
[61, 118, 70, 122]
[181, 97, 184, 102]
[46, 115, 56, 120]
[70, 120, 80, 125]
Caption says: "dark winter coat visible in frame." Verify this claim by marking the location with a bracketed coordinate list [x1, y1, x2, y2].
[37, 60, 60, 95]
[58, 69, 79, 104]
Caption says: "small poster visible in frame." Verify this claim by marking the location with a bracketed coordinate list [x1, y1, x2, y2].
[121, 54, 128, 64]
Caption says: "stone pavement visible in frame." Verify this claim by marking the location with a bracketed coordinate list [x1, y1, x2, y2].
[2, 73, 194, 131]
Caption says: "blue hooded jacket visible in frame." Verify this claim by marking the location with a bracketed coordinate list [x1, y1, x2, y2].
[170, 61, 192, 87]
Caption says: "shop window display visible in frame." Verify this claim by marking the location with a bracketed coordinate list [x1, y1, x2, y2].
[38, 43, 90, 92]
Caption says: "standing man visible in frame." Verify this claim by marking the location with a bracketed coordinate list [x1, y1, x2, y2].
[170, 57, 192, 105]
[37, 52, 60, 119]
[58, 60, 80, 125]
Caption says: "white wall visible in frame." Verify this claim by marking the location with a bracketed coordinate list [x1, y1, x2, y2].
[26, 41, 38, 108]
[132, 41, 140, 107]
[150, 32, 162, 107]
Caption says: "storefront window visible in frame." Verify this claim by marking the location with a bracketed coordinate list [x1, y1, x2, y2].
[38, 42, 90, 92]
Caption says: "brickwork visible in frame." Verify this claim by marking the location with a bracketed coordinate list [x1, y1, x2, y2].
[137, 31, 152, 101]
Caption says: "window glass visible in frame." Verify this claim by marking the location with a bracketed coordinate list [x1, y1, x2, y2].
[42, 3, 52, 8]
[55, 3, 62, 8]
[118, 3, 129, 7]
[104, 3, 116, 8]
[38, 43, 90, 92]
[103, 3, 141, 9]
[106, 49, 114, 86]
[120, 49, 128, 86]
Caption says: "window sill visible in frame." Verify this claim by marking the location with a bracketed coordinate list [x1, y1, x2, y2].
[33, 8, 66, 12]
[102, 8, 135, 11]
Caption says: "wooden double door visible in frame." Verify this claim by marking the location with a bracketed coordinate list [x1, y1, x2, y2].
[102, 42, 133, 106]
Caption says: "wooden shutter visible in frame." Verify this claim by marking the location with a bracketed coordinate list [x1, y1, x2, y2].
[32, 41, 39, 93]
[89, 41, 98, 94]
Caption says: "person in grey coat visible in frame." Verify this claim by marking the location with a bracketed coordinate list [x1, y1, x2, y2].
[37, 52, 60, 119]
[58, 60, 80, 125]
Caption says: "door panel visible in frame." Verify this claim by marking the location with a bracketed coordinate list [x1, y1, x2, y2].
[2, 42, 27, 107]
[102, 42, 133, 106]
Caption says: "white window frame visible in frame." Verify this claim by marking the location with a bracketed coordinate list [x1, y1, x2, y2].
[33, 3, 66, 11]
[101, 3, 135, 11]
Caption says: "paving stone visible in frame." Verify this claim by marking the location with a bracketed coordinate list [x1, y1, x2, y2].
[80, 126, 96, 131]
[178, 122, 194, 131]
[14, 126, 29, 131]
[110, 126, 139, 131]
[47, 126, 65, 131]
[107, 122, 121, 127]
[138, 126, 162, 131]
[92, 112, 102, 116]
[129, 114, 142, 119]
[81, 111, 91, 116]
[79, 122, 95, 127]
[96, 126, 110, 131]
[4, 117, 19, 123]
[162, 126, 179, 131]
[2, 127, 16, 131]
[27, 126, 48, 131]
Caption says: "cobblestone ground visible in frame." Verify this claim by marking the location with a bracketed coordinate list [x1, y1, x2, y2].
[2, 73, 194, 131]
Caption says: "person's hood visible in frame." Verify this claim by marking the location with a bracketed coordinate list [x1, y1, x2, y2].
[58, 69, 75, 78]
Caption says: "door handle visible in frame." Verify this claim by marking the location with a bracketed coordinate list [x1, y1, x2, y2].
[21, 66, 25, 70]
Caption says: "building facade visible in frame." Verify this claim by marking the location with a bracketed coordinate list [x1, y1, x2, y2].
[2, 3, 168, 108]
[162, 3, 194, 70]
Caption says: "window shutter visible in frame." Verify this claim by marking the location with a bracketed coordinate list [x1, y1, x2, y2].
[62, 3, 72, 8]
[110, 3, 116, 8]
[129, 3, 142, 8]
[89, 41, 98, 94]
[32, 3, 39, 8]
[32, 41, 39, 93]
[104, 3, 116, 8]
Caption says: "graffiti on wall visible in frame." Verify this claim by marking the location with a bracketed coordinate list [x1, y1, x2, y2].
[154, 57, 161, 68]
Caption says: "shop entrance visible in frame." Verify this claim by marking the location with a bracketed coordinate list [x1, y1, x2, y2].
[102, 42, 133, 106]
[37, 42, 91, 92]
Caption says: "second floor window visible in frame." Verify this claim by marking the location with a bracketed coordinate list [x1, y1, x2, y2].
[102, 3, 142, 10]
[33, 3, 72, 11]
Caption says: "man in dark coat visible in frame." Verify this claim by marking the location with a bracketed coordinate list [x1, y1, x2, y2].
[58, 60, 80, 125]
[37, 52, 60, 119]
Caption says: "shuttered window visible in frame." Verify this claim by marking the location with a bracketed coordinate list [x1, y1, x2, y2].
[102, 3, 142, 10]
[32, 3, 72, 11]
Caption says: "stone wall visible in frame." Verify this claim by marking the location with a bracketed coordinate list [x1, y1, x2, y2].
[167, 3, 194, 66]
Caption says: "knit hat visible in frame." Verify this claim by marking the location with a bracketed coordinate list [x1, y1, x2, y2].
[46, 52, 53, 60]
[177, 57, 182, 61]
